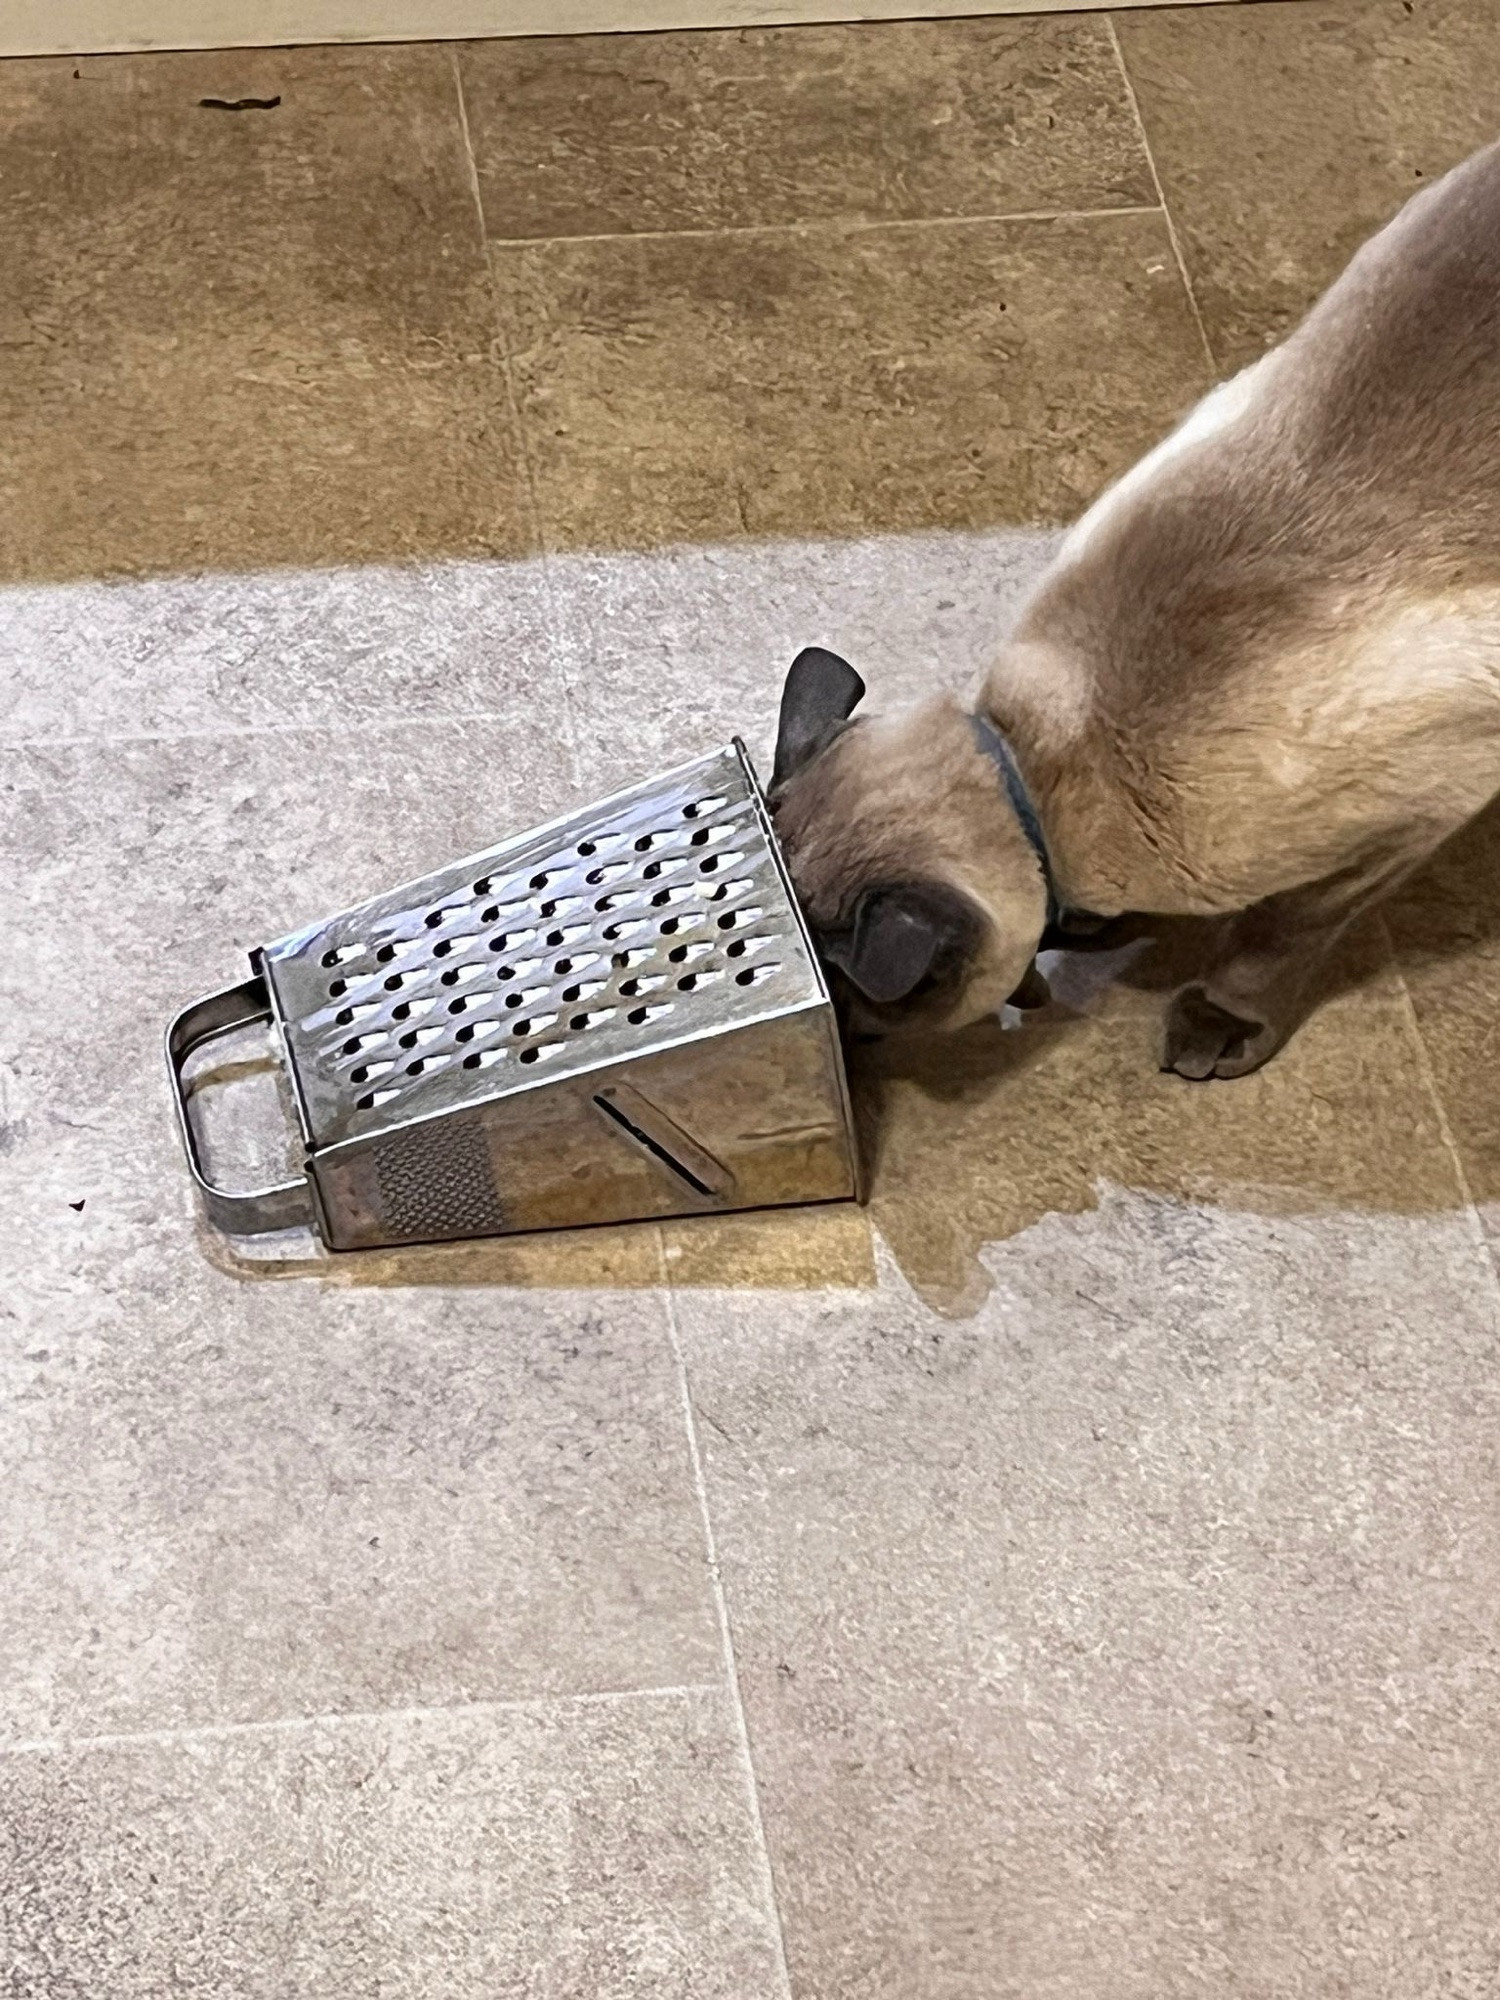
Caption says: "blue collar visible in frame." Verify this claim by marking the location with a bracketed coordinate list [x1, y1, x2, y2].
[968, 710, 1062, 932]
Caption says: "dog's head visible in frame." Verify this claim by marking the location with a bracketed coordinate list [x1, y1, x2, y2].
[769, 648, 1052, 1035]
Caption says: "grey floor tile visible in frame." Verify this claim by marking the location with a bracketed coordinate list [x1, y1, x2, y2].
[0, 530, 1058, 766]
[0, 559, 560, 744]
[1, 1689, 785, 1999]
[0, 726, 717, 1741]
[2, 1253, 717, 1743]
[0, 721, 578, 1038]
[546, 528, 1060, 796]
[674, 1193, 1500, 2000]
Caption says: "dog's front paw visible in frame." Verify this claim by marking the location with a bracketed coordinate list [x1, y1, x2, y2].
[1162, 984, 1280, 1081]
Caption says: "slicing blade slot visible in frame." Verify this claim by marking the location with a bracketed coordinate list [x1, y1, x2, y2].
[591, 1084, 732, 1202]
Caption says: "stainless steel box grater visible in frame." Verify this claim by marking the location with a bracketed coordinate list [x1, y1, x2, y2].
[168, 742, 860, 1249]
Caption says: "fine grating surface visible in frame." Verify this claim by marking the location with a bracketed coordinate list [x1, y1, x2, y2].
[373, 1111, 508, 1240]
[5, 7, 1500, 1997]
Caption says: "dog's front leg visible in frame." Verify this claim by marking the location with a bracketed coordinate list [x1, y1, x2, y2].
[1162, 843, 1423, 1081]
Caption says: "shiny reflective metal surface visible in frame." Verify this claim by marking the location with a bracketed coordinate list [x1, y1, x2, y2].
[167, 742, 860, 1249]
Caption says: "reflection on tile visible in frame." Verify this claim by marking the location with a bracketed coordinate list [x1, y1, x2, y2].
[1386, 798, 1500, 1238]
[664, 1203, 875, 1292]
[859, 985, 1460, 1316]
[547, 528, 1060, 795]
[461, 18, 1151, 241]
[0, 561, 559, 743]
[674, 1194, 1500, 1999]
[207, 1218, 668, 1292]
[1118, 0, 1500, 369]
[0, 47, 530, 583]
[1, 1692, 785, 1999]
[0, 730, 719, 1739]
[498, 212, 1209, 551]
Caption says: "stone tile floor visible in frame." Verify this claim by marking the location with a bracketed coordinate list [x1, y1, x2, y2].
[3, 4, 1500, 1995]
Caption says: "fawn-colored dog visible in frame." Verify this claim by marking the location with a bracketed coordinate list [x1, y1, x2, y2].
[771, 140, 1500, 1078]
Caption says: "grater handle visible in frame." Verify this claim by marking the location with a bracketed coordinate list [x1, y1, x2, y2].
[166, 977, 316, 1236]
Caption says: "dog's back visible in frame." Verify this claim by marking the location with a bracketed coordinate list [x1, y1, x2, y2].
[998, 139, 1500, 914]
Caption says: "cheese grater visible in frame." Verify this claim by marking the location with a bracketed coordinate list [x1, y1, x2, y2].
[167, 742, 860, 1249]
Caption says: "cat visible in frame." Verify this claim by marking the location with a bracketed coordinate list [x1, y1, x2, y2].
[770, 137, 1500, 1080]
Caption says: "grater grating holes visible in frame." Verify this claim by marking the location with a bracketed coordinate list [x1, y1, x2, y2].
[299, 763, 805, 1126]
[519, 1042, 564, 1066]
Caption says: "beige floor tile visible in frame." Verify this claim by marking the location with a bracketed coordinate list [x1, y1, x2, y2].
[674, 1195, 1500, 2000]
[1386, 800, 1500, 1241]
[0, 729, 715, 1740]
[0, 47, 532, 583]
[497, 210, 1210, 552]
[1, 1691, 785, 1998]
[1116, 0, 1500, 370]
[460, 17, 1152, 241]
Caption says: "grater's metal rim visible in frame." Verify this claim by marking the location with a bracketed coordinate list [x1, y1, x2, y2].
[258, 739, 864, 1197]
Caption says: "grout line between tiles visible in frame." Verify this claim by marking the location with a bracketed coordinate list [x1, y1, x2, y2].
[449, 46, 586, 796]
[1106, 17, 1218, 380]
[485, 203, 1164, 251]
[0, 1680, 722, 1761]
[1381, 913, 1500, 1307]
[658, 1234, 795, 2000]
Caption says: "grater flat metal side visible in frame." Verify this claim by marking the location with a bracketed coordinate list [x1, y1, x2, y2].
[167, 742, 861, 1250]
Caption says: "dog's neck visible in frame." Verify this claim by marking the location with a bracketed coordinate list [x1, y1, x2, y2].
[968, 709, 1116, 942]
[967, 711, 1059, 925]
[980, 638, 1200, 919]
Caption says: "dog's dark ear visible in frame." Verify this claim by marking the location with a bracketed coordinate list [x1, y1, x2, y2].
[822, 883, 973, 1006]
[772, 647, 865, 793]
